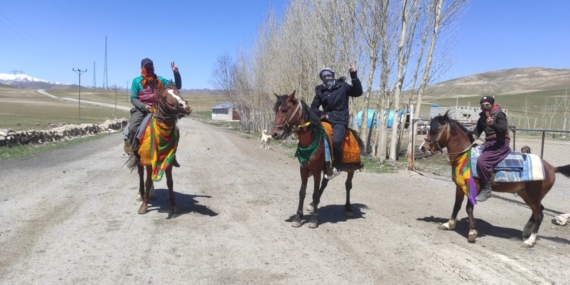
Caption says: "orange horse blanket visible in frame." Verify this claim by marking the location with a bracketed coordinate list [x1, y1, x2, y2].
[322, 122, 361, 164]
[138, 117, 178, 182]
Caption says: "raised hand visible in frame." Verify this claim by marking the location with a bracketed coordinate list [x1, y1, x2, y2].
[171, 62, 179, 73]
[349, 62, 357, 73]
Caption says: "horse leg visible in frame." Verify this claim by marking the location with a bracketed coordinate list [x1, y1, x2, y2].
[523, 203, 544, 248]
[344, 171, 354, 217]
[438, 186, 464, 231]
[292, 167, 310, 228]
[307, 175, 329, 213]
[138, 166, 153, 214]
[137, 164, 144, 202]
[516, 190, 534, 239]
[166, 165, 179, 214]
[466, 200, 478, 243]
[308, 171, 324, 229]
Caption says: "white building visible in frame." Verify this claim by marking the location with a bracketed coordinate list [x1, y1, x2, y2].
[211, 102, 241, 121]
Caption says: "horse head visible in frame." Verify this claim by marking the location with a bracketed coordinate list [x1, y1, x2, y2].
[271, 90, 301, 140]
[155, 82, 192, 121]
[420, 111, 476, 156]
[420, 111, 452, 155]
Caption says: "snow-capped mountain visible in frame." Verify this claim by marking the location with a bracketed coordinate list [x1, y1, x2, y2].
[0, 73, 74, 89]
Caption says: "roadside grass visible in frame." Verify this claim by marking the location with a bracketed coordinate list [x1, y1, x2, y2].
[0, 133, 115, 160]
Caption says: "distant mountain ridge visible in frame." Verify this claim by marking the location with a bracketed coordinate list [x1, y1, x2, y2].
[0, 73, 223, 94]
[423, 67, 570, 99]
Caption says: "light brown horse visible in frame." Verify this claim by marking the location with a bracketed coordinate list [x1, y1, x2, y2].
[420, 112, 570, 247]
[124, 82, 192, 215]
[271, 91, 364, 228]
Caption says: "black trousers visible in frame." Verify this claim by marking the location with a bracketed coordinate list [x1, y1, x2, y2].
[128, 108, 147, 152]
[331, 123, 346, 168]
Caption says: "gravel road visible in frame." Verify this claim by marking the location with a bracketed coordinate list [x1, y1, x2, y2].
[1, 118, 569, 284]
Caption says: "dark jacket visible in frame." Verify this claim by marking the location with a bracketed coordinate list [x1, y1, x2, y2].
[474, 105, 509, 143]
[310, 74, 363, 125]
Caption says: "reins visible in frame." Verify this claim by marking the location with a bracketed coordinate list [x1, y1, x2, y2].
[427, 123, 478, 164]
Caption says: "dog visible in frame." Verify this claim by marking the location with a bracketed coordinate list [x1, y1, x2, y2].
[261, 130, 271, 149]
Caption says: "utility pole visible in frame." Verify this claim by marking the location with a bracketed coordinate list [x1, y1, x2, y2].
[112, 84, 118, 117]
[72, 68, 87, 119]
[126, 80, 130, 102]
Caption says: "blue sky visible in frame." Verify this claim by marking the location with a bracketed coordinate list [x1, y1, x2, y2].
[0, 0, 569, 89]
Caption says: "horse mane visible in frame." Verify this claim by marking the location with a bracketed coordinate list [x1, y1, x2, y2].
[429, 110, 475, 143]
[155, 83, 180, 121]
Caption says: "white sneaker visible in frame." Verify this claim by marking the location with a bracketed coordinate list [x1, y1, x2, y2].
[325, 167, 341, 180]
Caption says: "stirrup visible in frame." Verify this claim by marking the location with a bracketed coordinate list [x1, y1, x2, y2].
[325, 167, 341, 180]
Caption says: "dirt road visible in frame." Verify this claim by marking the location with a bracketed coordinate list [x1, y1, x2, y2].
[1, 119, 569, 284]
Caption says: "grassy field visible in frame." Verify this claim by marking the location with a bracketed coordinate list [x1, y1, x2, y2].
[0, 87, 226, 131]
[0, 87, 129, 131]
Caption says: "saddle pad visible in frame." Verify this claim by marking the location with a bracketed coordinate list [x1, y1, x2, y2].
[322, 122, 361, 164]
[471, 146, 545, 182]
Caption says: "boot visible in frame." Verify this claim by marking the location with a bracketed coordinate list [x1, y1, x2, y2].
[476, 180, 493, 202]
[172, 156, 180, 168]
[324, 165, 341, 180]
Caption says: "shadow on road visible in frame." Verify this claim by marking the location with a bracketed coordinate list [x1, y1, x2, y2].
[146, 189, 218, 219]
[284, 203, 368, 226]
[416, 216, 570, 245]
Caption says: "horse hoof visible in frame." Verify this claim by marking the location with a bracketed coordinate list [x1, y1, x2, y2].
[291, 221, 301, 228]
[438, 224, 450, 230]
[136, 195, 142, 202]
[522, 241, 536, 248]
[138, 206, 148, 215]
[467, 230, 478, 243]
[308, 221, 318, 229]
[345, 211, 353, 218]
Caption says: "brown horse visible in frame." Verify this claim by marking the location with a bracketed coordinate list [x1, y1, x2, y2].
[420, 111, 570, 247]
[271, 91, 364, 228]
[124, 82, 192, 215]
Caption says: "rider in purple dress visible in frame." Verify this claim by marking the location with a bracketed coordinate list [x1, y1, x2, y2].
[473, 96, 512, 202]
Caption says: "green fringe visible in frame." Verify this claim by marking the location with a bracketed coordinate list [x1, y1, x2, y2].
[295, 126, 326, 164]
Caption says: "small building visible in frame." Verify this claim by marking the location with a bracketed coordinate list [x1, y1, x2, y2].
[429, 104, 508, 123]
[211, 102, 241, 121]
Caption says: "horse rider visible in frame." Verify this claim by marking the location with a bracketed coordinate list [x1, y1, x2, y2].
[473, 96, 511, 202]
[127, 58, 182, 167]
[310, 63, 363, 180]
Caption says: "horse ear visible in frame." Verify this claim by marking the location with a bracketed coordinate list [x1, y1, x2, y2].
[287, 90, 296, 101]
[274, 93, 280, 99]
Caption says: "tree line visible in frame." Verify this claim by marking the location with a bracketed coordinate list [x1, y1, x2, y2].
[211, 0, 469, 162]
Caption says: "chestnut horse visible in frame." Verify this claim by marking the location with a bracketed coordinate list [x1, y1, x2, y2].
[420, 112, 570, 247]
[271, 91, 364, 228]
[124, 82, 192, 215]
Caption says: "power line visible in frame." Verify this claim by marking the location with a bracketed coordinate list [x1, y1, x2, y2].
[72, 68, 88, 119]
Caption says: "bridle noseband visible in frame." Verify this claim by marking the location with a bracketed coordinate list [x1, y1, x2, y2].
[273, 101, 303, 131]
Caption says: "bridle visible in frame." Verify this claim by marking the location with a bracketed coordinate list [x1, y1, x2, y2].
[273, 100, 304, 130]
[424, 122, 476, 161]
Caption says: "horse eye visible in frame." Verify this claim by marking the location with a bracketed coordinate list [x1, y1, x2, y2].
[281, 109, 287, 114]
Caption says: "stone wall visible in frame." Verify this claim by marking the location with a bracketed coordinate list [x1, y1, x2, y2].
[0, 119, 128, 147]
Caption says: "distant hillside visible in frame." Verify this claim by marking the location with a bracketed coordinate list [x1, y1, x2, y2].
[423, 67, 570, 99]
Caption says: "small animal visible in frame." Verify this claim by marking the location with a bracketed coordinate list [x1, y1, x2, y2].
[261, 130, 271, 149]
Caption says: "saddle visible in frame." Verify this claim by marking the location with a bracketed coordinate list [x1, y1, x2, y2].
[322, 122, 363, 171]
[471, 145, 545, 182]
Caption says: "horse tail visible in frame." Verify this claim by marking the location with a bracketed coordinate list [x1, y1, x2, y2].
[349, 128, 366, 156]
[554, 164, 570, 177]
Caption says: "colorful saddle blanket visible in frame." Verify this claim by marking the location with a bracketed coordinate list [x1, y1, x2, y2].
[471, 145, 545, 182]
[322, 122, 361, 164]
